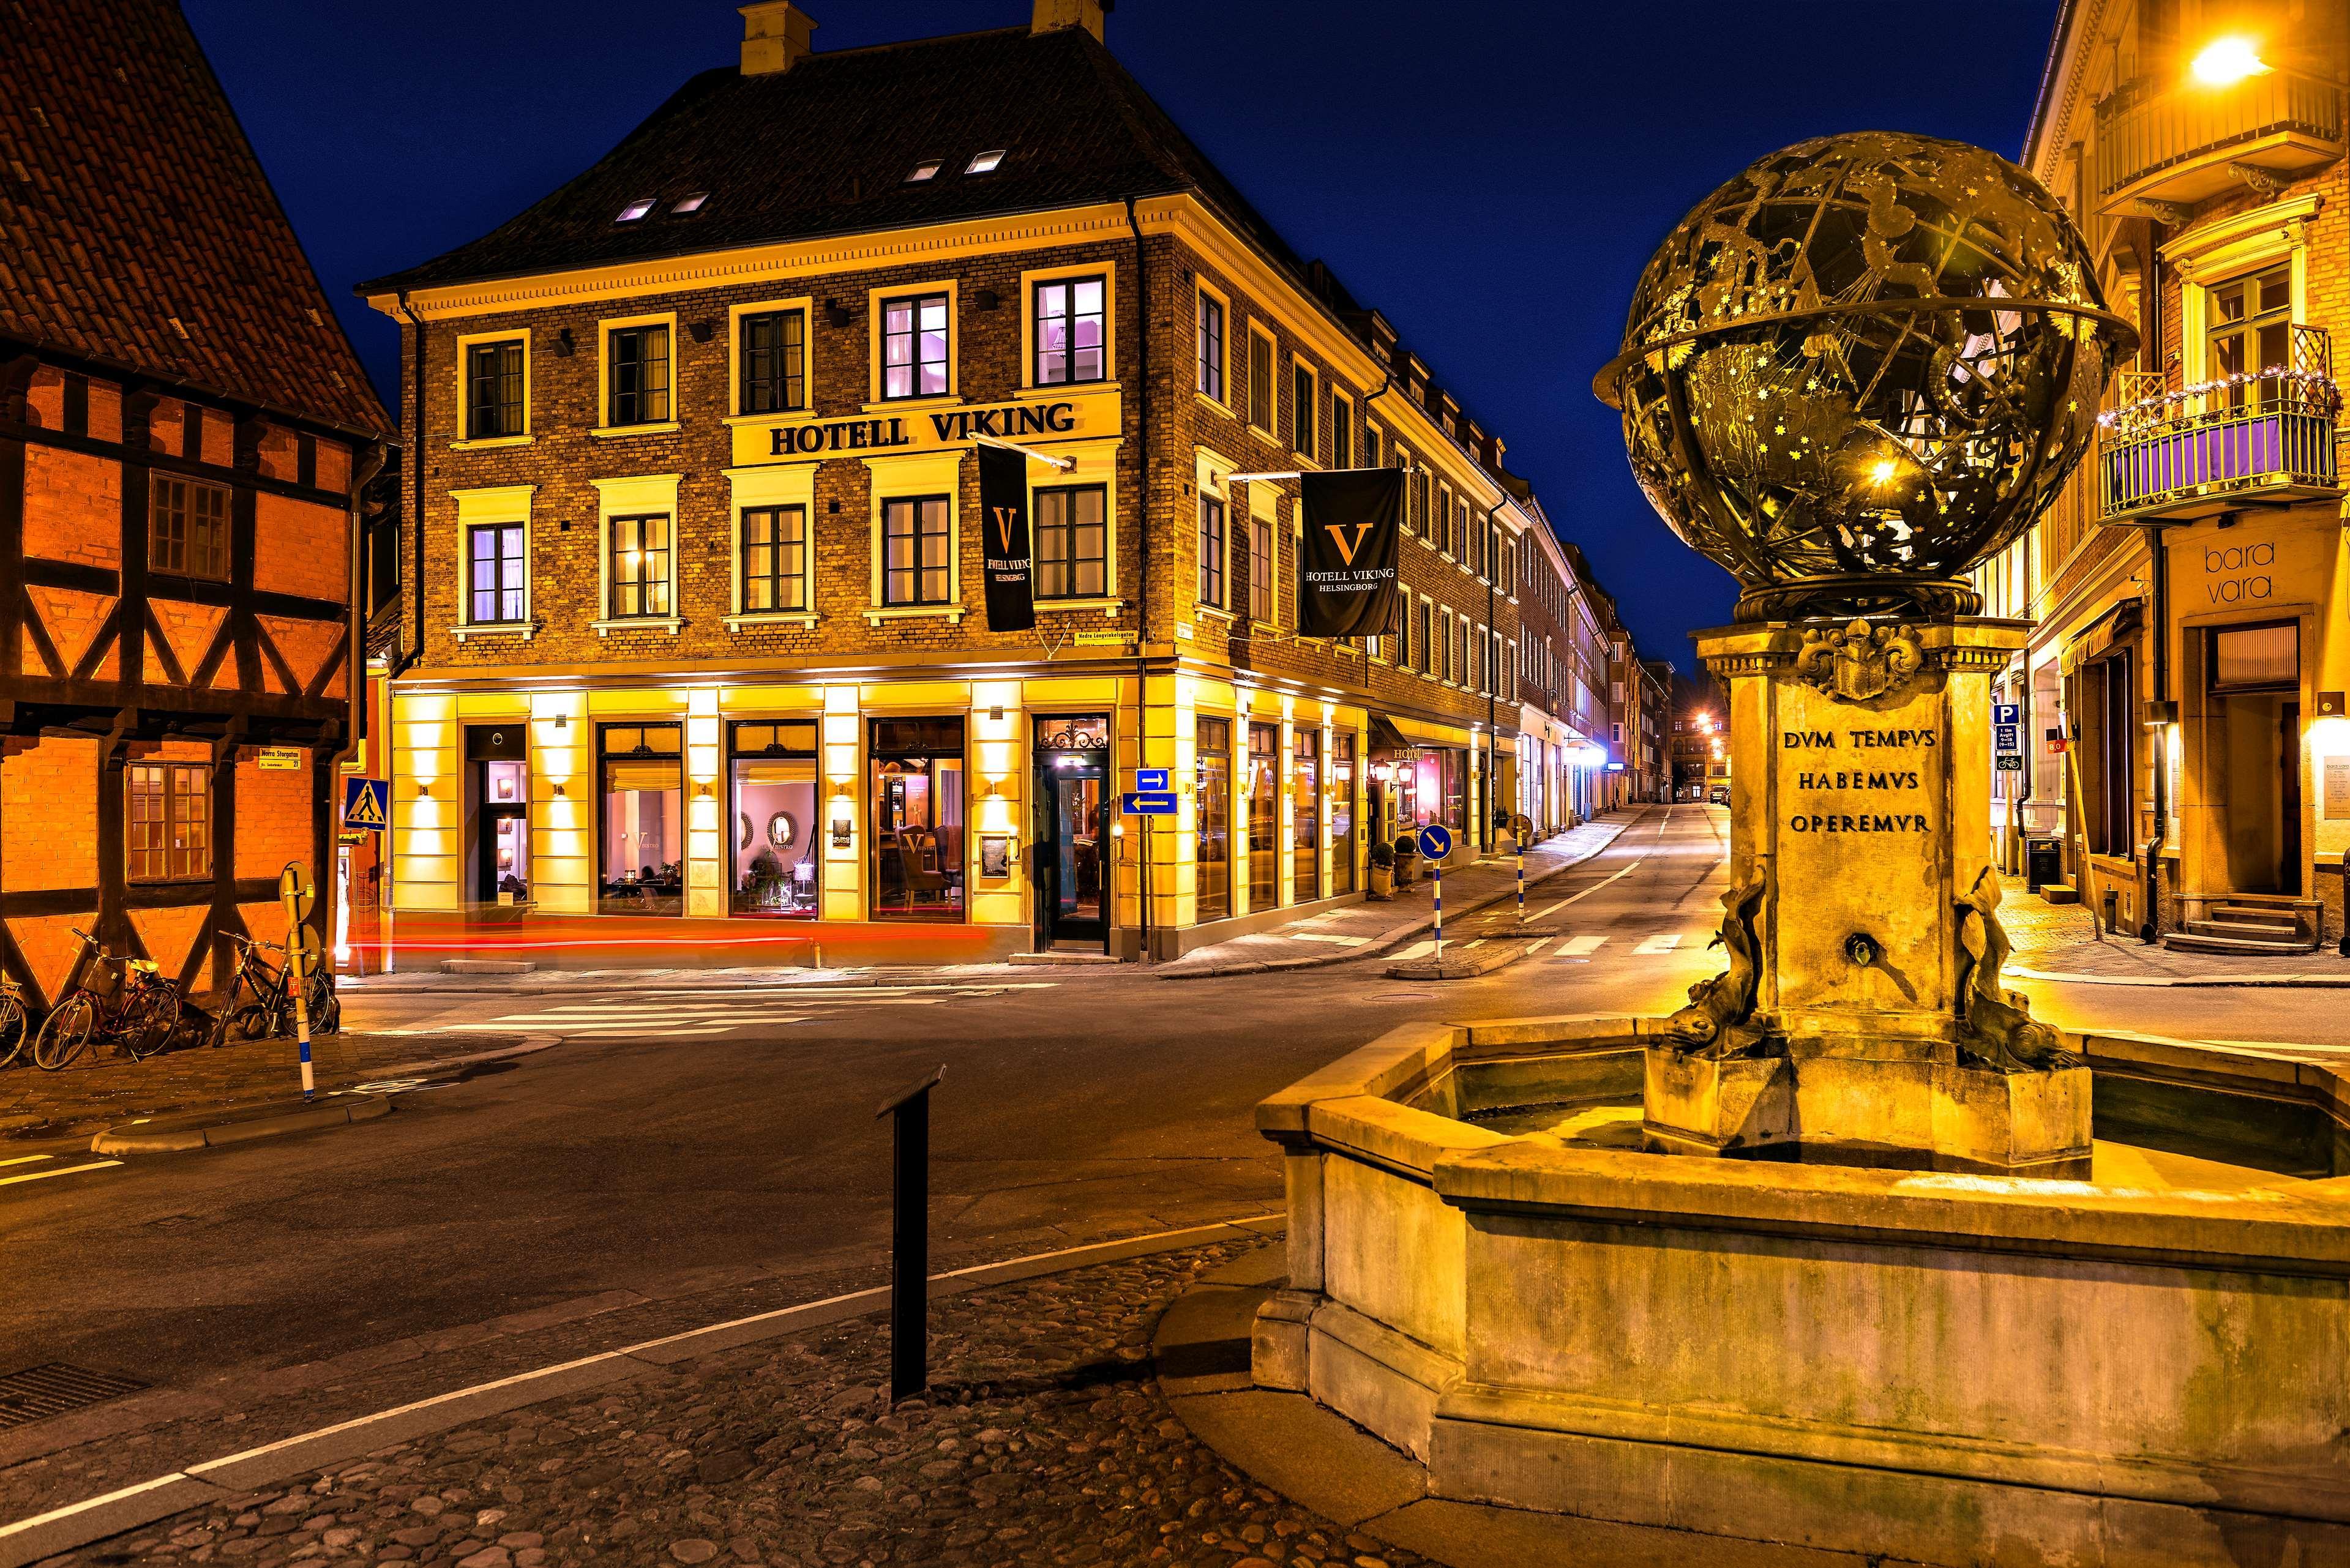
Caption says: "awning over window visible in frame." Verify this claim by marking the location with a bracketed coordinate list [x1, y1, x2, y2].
[1369, 712, 1478, 751]
[2060, 598, 2144, 675]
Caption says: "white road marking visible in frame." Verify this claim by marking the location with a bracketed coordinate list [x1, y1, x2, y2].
[1563, 935, 1609, 956]
[1390, 941, 1435, 963]
[0, 1160, 121, 1187]
[1461, 939, 1485, 950]
[1527, 939, 1554, 957]
[1290, 933, 1369, 946]
[1635, 933, 1683, 955]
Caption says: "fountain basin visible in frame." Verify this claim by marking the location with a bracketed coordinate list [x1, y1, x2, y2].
[1254, 1016, 2350, 1566]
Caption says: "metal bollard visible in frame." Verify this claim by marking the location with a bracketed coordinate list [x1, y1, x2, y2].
[877, 1065, 945, 1403]
[1432, 862, 1444, 965]
[1516, 844, 1525, 924]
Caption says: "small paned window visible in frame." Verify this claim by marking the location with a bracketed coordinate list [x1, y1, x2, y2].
[1035, 485, 1107, 599]
[466, 339, 525, 439]
[739, 309, 807, 414]
[881, 495, 952, 605]
[1034, 277, 1106, 386]
[1197, 494, 1226, 607]
[1329, 395, 1351, 469]
[741, 505, 807, 612]
[1196, 293, 1224, 402]
[468, 523, 526, 624]
[1249, 510, 1274, 623]
[1292, 362, 1315, 460]
[609, 513, 672, 618]
[608, 325, 671, 425]
[881, 293, 951, 400]
[127, 763, 211, 881]
[1247, 331, 1274, 431]
[148, 476, 229, 580]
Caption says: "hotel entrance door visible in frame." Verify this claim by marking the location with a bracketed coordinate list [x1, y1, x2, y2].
[1035, 716, 1109, 949]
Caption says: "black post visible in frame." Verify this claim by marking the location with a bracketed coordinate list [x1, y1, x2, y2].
[877, 1064, 945, 1403]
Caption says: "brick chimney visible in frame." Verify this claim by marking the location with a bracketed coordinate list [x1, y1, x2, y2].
[1032, 0, 1109, 41]
[739, 1, 817, 75]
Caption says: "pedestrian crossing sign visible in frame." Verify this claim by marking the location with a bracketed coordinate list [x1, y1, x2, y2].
[343, 777, 389, 832]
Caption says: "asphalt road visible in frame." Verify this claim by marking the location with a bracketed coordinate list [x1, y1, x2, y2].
[2, 801, 2344, 1508]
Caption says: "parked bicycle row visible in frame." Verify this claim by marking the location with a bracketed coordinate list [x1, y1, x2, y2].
[0, 929, 340, 1072]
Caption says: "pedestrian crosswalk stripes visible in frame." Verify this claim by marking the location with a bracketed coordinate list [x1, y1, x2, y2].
[1633, 933, 1685, 954]
[414, 980, 1062, 1040]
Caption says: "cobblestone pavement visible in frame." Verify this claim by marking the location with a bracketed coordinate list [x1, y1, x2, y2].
[0, 1029, 518, 1141]
[1998, 875, 2350, 982]
[33, 1241, 1434, 1568]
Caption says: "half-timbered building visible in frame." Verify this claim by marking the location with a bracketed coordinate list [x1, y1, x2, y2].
[1, 0, 391, 1009]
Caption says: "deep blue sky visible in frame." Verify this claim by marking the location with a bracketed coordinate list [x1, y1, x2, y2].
[186, 0, 2059, 668]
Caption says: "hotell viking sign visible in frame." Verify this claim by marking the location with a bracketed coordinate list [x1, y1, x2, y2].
[731, 387, 1120, 468]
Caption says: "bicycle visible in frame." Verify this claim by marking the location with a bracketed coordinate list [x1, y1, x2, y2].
[209, 931, 339, 1048]
[0, 973, 29, 1069]
[32, 929, 184, 1070]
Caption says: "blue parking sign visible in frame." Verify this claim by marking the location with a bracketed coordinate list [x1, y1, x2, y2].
[1992, 703, 2021, 726]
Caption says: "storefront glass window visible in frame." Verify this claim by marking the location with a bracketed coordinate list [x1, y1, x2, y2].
[1248, 722, 1279, 908]
[1196, 718, 1231, 922]
[870, 718, 965, 921]
[599, 724, 683, 915]
[1331, 735, 1356, 895]
[731, 721, 820, 919]
[1293, 729, 1320, 903]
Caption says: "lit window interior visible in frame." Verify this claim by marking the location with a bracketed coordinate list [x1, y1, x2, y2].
[965, 149, 1005, 174]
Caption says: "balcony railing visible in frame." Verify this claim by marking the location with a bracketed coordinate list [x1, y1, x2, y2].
[2092, 67, 2341, 207]
[2098, 327, 2341, 521]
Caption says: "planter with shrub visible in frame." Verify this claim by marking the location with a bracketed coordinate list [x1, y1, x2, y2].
[1367, 838, 1396, 899]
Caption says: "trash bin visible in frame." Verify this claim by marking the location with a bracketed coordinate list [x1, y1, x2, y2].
[2025, 837, 2062, 893]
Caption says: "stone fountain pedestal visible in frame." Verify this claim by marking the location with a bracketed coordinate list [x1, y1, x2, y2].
[1642, 616, 2090, 1175]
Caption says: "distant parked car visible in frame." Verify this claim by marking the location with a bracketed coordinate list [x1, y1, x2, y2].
[1708, 785, 1731, 805]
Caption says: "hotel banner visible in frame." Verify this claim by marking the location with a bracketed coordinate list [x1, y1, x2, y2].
[977, 443, 1035, 633]
[1297, 468, 1404, 638]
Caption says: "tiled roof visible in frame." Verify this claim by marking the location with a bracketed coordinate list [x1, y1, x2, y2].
[0, 0, 390, 436]
[363, 25, 1307, 294]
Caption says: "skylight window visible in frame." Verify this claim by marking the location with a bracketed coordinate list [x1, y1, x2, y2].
[616, 197, 656, 222]
[965, 149, 1006, 175]
[906, 160, 942, 184]
[672, 192, 708, 214]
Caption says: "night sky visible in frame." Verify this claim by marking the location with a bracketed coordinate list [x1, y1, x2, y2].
[185, 0, 2059, 668]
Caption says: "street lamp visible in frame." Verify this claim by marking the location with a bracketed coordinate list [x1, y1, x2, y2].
[2190, 36, 2270, 86]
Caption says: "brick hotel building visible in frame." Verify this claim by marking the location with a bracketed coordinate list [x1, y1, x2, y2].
[0, 0, 390, 1012]
[363, 0, 1576, 966]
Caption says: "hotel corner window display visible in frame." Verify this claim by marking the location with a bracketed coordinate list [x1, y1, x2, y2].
[881, 293, 950, 400]
[1195, 718, 1232, 921]
[870, 717, 966, 921]
[1248, 722, 1278, 908]
[599, 724, 684, 916]
[730, 721, 820, 918]
[1033, 277, 1105, 386]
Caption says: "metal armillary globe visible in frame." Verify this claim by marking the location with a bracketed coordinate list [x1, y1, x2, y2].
[1594, 132, 2136, 623]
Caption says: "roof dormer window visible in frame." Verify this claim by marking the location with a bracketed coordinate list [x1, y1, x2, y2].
[906, 160, 942, 183]
[616, 197, 656, 223]
[671, 192, 708, 214]
[965, 149, 1005, 175]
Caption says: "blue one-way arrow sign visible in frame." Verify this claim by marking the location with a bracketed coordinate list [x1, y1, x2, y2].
[1121, 791, 1177, 816]
[1134, 767, 1170, 792]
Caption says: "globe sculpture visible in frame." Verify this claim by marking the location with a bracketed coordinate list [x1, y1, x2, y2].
[1594, 131, 2136, 622]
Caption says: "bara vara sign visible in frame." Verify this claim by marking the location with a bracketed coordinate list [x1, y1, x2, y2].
[730, 386, 1120, 468]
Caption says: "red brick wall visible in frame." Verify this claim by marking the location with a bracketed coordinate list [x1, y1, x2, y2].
[21, 446, 122, 568]
[1, 737, 99, 892]
[234, 751, 313, 879]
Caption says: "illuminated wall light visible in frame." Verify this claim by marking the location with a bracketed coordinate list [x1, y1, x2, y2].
[2190, 35, 2270, 86]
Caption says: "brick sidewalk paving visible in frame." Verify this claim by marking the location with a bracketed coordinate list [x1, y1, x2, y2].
[1998, 875, 2350, 984]
[32, 1239, 1434, 1568]
[0, 1029, 514, 1143]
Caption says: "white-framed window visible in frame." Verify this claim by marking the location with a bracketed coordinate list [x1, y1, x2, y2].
[455, 329, 529, 446]
[590, 472, 683, 635]
[864, 450, 965, 622]
[1196, 284, 1228, 406]
[734, 303, 809, 415]
[449, 483, 536, 642]
[1030, 271, 1109, 387]
[595, 313, 678, 435]
[725, 463, 818, 630]
[864, 280, 959, 405]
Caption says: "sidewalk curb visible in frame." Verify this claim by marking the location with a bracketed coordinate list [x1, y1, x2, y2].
[0, 1214, 1285, 1568]
[1156, 819, 1635, 982]
[90, 1093, 392, 1155]
[2010, 965, 2350, 989]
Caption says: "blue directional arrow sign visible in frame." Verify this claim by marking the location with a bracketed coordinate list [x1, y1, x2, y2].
[1121, 791, 1177, 816]
[1416, 823, 1454, 861]
[1134, 767, 1170, 792]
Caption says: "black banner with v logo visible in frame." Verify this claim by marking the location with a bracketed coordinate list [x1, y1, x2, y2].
[1297, 468, 1404, 638]
[976, 443, 1035, 633]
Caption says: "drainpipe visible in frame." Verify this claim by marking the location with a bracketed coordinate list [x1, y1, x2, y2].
[1123, 197, 1150, 961]
[394, 291, 427, 681]
[2139, 239, 2168, 944]
[1483, 498, 1503, 853]
[328, 440, 389, 976]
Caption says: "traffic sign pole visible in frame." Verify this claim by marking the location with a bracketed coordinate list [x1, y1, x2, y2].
[279, 862, 315, 1102]
[1433, 860, 1443, 963]
[1516, 842, 1525, 924]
